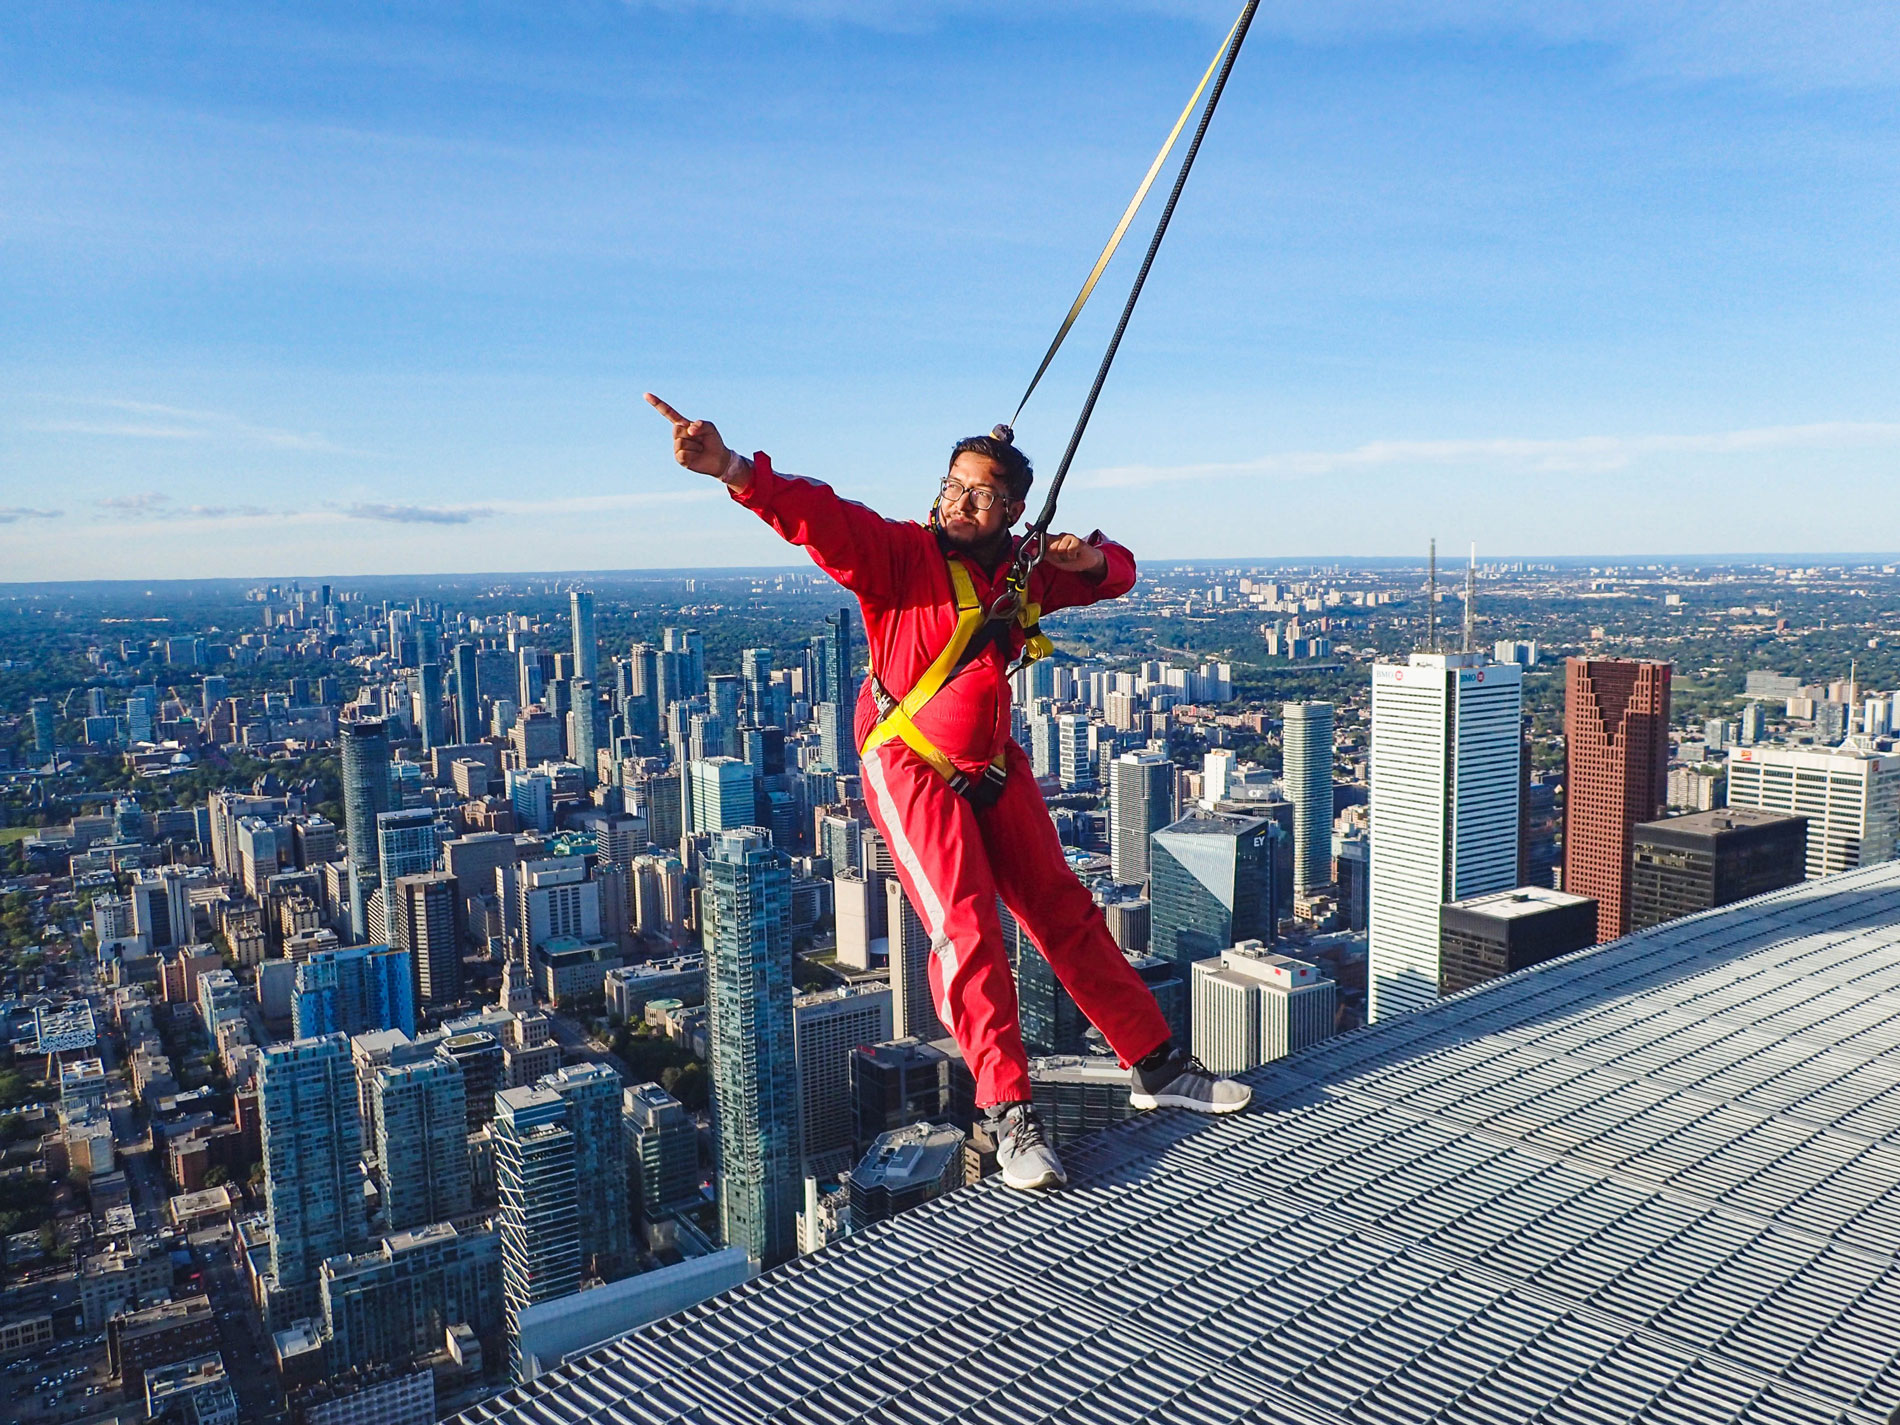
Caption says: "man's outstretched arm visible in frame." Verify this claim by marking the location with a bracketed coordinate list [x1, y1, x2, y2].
[646, 393, 908, 603]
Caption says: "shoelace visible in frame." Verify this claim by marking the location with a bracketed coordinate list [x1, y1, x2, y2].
[1177, 1054, 1215, 1082]
[1002, 1107, 1048, 1154]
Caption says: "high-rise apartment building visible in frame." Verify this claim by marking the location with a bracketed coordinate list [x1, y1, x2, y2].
[1563, 658, 1671, 942]
[534, 1062, 633, 1280]
[415, 660, 445, 751]
[129, 866, 195, 951]
[623, 1082, 698, 1223]
[703, 829, 800, 1268]
[493, 1085, 577, 1379]
[1281, 702, 1335, 896]
[1629, 808, 1809, 928]
[452, 643, 481, 745]
[569, 589, 597, 686]
[689, 757, 759, 836]
[372, 1057, 472, 1232]
[568, 678, 598, 789]
[1149, 812, 1277, 976]
[340, 718, 393, 943]
[319, 1221, 502, 1374]
[260, 1035, 368, 1323]
[376, 808, 442, 948]
[292, 945, 416, 1040]
[793, 984, 893, 1168]
[1367, 652, 1522, 1022]
[393, 872, 461, 1005]
[1190, 940, 1337, 1074]
[1110, 750, 1174, 886]
[1725, 742, 1900, 879]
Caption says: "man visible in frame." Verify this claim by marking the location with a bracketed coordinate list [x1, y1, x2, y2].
[647, 393, 1250, 1191]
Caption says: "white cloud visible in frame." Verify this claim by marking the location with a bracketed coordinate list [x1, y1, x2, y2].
[25, 399, 375, 457]
[1081, 420, 1900, 488]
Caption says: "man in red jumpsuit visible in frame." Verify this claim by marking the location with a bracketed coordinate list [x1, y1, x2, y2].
[648, 394, 1250, 1190]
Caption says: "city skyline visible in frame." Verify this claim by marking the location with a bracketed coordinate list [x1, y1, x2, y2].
[7, 7, 1900, 578]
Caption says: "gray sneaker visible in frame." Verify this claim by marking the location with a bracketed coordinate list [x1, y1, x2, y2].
[991, 1102, 1067, 1191]
[1129, 1048, 1252, 1115]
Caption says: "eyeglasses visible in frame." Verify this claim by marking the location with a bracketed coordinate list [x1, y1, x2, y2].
[940, 478, 1004, 512]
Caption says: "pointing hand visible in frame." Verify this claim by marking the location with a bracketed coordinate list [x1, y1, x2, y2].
[645, 393, 735, 481]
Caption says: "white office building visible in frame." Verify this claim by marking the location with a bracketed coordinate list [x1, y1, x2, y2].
[832, 870, 886, 972]
[1190, 940, 1337, 1074]
[1110, 749, 1175, 886]
[1725, 741, 1900, 879]
[1368, 652, 1522, 1023]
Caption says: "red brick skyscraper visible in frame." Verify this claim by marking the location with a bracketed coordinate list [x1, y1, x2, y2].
[1564, 658, 1672, 942]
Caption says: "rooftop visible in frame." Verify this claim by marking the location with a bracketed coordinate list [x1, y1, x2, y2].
[1637, 807, 1810, 837]
[852, 1123, 965, 1195]
[457, 861, 1900, 1425]
[1447, 885, 1597, 919]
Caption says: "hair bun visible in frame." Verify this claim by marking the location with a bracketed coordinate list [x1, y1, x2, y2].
[991, 423, 1015, 444]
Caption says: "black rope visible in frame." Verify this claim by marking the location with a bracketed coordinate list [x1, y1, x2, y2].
[1004, 0, 1261, 601]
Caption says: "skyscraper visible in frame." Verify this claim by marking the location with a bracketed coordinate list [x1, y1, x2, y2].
[128, 866, 194, 951]
[1563, 658, 1671, 942]
[792, 984, 893, 1167]
[569, 589, 597, 686]
[689, 757, 758, 835]
[1367, 652, 1522, 1022]
[623, 1082, 698, 1223]
[372, 1056, 472, 1232]
[569, 678, 597, 789]
[703, 829, 799, 1267]
[394, 871, 461, 1006]
[415, 660, 446, 751]
[1149, 812, 1277, 976]
[740, 647, 773, 725]
[1281, 702, 1335, 897]
[376, 809, 442, 903]
[453, 642, 481, 745]
[340, 717, 393, 943]
[540, 1062, 633, 1279]
[493, 1085, 577, 1379]
[1110, 750, 1174, 886]
[292, 945, 416, 1039]
[260, 1035, 367, 1322]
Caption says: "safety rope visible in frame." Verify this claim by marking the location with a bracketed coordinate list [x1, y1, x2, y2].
[995, 0, 1261, 627]
[1006, 7, 1247, 434]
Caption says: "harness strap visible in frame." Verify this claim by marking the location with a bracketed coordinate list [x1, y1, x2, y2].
[860, 557, 1050, 789]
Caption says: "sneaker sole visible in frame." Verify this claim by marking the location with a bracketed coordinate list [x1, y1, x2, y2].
[1128, 1089, 1252, 1115]
[1000, 1164, 1067, 1191]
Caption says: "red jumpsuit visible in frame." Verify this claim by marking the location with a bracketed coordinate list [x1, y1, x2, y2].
[733, 454, 1173, 1107]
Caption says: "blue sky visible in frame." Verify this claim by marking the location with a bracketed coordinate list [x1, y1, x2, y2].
[4, 1, 1899, 580]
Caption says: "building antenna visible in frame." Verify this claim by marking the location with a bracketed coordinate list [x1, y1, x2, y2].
[1427, 539, 1437, 654]
[1463, 542, 1476, 654]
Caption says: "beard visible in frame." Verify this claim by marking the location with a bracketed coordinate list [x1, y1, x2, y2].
[938, 519, 1014, 566]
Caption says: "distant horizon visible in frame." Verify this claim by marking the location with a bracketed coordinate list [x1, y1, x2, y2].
[6, 551, 1900, 596]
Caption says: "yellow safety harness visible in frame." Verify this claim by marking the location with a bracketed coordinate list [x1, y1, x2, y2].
[860, 556, 1054, 805]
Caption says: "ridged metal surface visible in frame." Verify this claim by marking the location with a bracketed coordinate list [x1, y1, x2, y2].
[455, 864, 1900, 1424]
